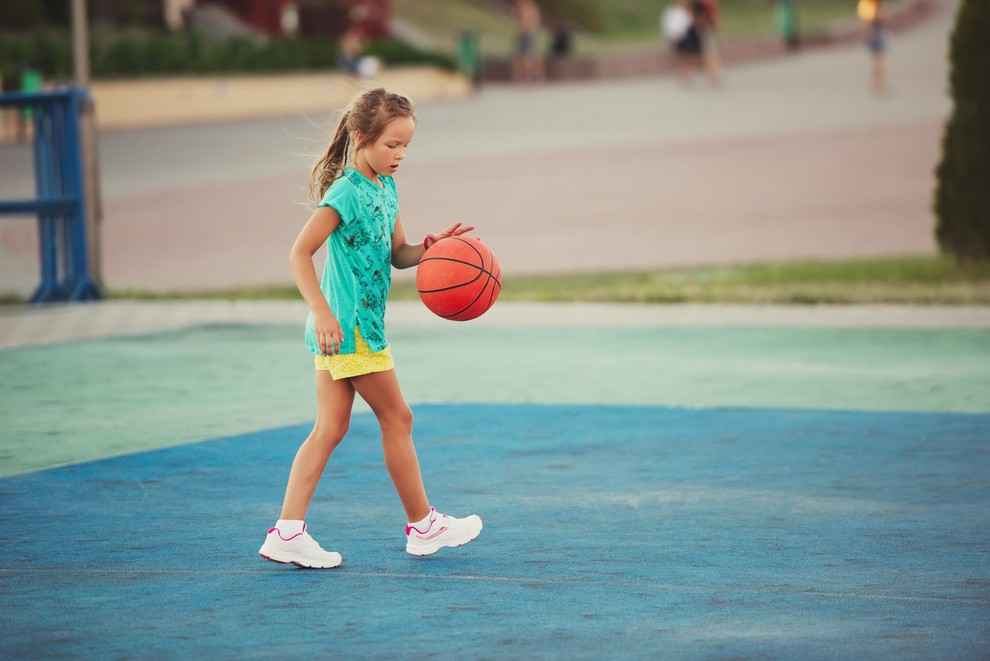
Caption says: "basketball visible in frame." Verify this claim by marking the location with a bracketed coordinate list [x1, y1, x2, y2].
[417, 236, 502, 321]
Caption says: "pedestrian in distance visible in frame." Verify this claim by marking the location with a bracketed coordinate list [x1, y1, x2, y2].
[513, 0, 545, 83]
[697, 0, 722, 86]
[258, 88, 483, 569]
[338, 23, 366, 76]
[663, 0, 718, 87]
[858, 0, 889, 92]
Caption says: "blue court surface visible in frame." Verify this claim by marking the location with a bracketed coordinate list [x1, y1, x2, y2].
[1, 403, 988, 659]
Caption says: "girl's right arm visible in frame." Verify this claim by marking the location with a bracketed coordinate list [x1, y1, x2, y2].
[289, 205, 344, 355]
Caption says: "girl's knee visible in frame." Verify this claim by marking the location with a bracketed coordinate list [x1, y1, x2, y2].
[313, 418, 349, 449]
[380, 405, 413, 435]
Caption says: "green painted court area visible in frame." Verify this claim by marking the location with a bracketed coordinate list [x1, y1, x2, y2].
[1, 321, 989, 476]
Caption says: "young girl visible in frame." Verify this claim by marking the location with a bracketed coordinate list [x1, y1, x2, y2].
[259, 88, 482, 568]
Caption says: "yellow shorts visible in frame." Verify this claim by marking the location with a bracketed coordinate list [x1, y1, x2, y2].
[314, 327, 394, 380]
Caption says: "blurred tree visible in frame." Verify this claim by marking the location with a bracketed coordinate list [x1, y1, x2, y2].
[39, 0, 73, 26]
[935, 0, 990, 260]
[0, 0, 50, 30]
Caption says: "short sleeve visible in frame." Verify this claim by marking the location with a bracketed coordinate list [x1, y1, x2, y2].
[319, 177, 360, 226]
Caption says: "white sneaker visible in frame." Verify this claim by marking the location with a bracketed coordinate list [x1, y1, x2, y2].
[258, 523, 342, 569]
[405, 507, 483, 556]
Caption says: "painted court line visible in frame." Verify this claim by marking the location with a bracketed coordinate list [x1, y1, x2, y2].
[2, 568, 986, 606]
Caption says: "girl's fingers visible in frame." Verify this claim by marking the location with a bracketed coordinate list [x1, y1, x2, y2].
[318, 330, 338, 355]
[439, 223, 475, 237]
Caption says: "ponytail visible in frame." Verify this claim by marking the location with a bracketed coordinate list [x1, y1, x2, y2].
[309, 109, 352, 203]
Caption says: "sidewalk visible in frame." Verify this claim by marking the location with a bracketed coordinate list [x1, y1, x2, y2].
[88, 66, 471, 131]
[81, 0, 944, 129]
[0, 0, 940, 136]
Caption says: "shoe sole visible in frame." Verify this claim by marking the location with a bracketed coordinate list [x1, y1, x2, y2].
[259, 550, 342, 569]
[406, 520, 483, 557]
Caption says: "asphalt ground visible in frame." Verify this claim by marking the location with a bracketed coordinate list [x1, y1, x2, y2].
[1, 401, 988, 658]
[1, 301, 989, 659]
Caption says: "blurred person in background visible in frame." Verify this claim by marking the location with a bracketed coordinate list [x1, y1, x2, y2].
[513, 0, 545, 83]
[858, 0, 889, 92]
[548, 17, 573, 60]
[663, 0, 718, 87]
[339, 23, 366, 76]
[697, 0, 721, 86]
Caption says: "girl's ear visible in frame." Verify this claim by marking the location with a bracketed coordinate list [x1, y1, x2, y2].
[353, 130, 365, 148]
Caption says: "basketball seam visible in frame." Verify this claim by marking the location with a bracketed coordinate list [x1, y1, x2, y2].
[418, 265, 499, 294]
[418, 237, 501, 320]
[442, 247, 497, 319]
[418, 239, 494, 294]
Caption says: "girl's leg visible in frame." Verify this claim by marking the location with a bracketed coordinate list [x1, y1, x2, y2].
[279, 370, 355, 520]
[350, 369, 431, 522]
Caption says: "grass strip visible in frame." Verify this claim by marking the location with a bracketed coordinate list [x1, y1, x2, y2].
[72, 256, 990, 306]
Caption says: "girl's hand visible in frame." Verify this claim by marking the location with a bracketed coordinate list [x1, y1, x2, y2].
[313, 309, 344, 355]
[425, 221, 476, 249]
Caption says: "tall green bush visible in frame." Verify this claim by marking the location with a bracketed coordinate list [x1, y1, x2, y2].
[934, 0, 990, 260]
[0, 31, 453, 81]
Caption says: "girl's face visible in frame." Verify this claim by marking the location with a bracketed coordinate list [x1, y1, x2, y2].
[355, 115, 416, 183]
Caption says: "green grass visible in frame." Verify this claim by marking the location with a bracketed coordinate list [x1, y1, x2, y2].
[392, 0, 864, 58]
[14, 256, 980, 307]
[467, 256, 990, 305]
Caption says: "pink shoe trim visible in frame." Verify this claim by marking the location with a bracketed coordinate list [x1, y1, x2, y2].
[268, 522, 307, 542]
[405, 508, 437, 536]
[420, 525, 448, 541]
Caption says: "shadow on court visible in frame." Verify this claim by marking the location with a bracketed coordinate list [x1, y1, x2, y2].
[1, 403, 987, 658]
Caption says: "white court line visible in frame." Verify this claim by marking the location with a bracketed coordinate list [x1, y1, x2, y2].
[2, 568, 986, 605]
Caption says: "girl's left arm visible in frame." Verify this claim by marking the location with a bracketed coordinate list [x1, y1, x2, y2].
[391, 215, 476, 269]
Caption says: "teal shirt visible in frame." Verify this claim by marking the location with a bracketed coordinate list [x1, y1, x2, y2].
[305, 168, 399, 355]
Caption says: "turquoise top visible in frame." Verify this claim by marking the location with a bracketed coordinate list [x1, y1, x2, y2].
[305, 168, 399, 355]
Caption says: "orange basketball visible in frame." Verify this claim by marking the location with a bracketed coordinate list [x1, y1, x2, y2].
[417, 236, 502, 321]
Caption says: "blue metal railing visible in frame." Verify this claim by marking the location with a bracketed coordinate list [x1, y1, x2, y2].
[0, 87, 101, 303]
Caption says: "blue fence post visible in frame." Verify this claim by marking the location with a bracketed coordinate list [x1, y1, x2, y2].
[62, 88, 100, 301]
[32, 100, 61, 302]
[0, 87, 101, 303]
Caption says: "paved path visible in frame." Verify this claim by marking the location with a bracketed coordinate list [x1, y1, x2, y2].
[0, 0, 958, 295]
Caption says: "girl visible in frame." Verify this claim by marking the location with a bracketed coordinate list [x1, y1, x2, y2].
[259, 88, 482, 568]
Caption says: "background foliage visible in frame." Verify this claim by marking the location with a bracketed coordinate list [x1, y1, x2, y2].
[934, 0, 990, 261]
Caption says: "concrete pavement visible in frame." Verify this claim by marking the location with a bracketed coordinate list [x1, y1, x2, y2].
[3, 299, 990, 352]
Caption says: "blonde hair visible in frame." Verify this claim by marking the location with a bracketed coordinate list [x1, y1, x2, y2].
[309, 87, 416, 202]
